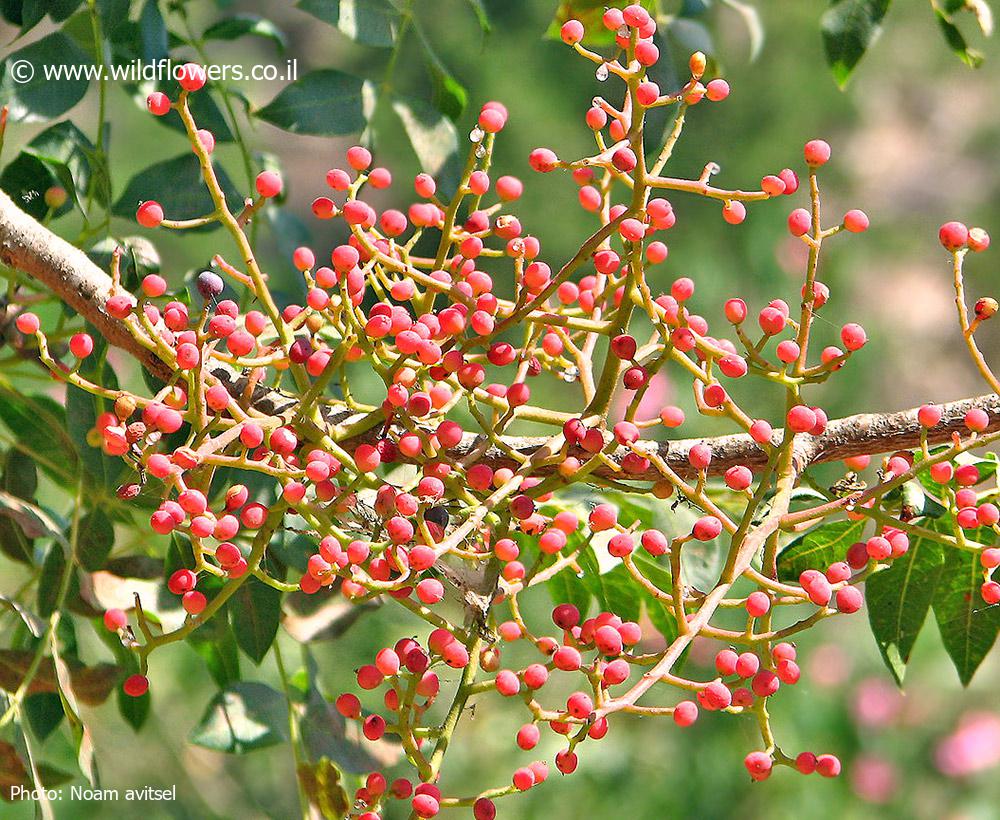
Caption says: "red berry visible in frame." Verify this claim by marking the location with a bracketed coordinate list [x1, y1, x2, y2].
[843, 209, 869, 233]
[803, 139, 831, 166]
[136, 200, 164, 228]
[178, 63, 206, 92]
[255, 171, 282, 198]
[123, 674, 149, 697]
[939, 221, 969, 251]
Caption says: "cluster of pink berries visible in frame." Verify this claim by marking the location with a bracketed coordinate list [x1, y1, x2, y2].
[13, 3, 1000, 814]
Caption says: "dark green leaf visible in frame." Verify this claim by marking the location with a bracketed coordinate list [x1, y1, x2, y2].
[932, 530, 1000, 685]
[3, 448, 37, 502]
[76, 508, 114, 572]
[254, 69, 371, 136]
[189, 682, 288, 753]
[112, 153, 242, 227]
[117, 685, 150, 731]
[0, 153, 64, 221]
[821, 0, 892, 87]
[867, 531, 945, 684]
[391, 95, 459, 177]
[0, 516, 33, 564]
[416, 25, 467, 122]
[297, 0, 400, 47]
[633, 552, 673, 591]
[0, 32, 92, 121]
[203, 14, 287, 51]
[230, 577, 281, 664]
[36, 544, 68, 618]
[165, 533, 196, 579]
[24, 693, 65, 741]
[22, 120, 103, 213]
[777, 519, 866, 582]
[49, 0, 83, 21]
[97, 0, 129, 35]
[104, 555, 163, 579]
[935, 9, 985, 66]
[139, 0, 168, 62]
[546, 567, 591, 620]
[19, 0, 49, 33]
[188, 618, 241, 689]
[577, 549, 641, 622]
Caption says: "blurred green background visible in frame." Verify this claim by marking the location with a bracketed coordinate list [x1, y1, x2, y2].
[2, 1, 1000, 818]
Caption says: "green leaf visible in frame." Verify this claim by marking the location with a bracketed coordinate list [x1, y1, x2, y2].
[255, 69, 372, 136]
[297, 0, 401, 47]
[229, 577, 281, 664]
[24, 693, 65, 741]
[0, 32, 92, 121]
[113, 153, 242, 227]
[24, 120, 104, 211]
[464, 0, 491, 33]
[189, 682, 289, 753]
[0, 490, 68, 543]
[203, 14, 287, 51]
[3, 448, 37, 502]
[821, 0, 892, 88]
[633, 552, 673, 591]
[49, 0, 84, 21]
[934, 7, 985, 67]
[18, 0, 49, 33]
[0, 516, 33, 565]
[546, 567, 591, 620]
[866, 531, 945, 684]
[37, 544, 68, 619]
[0, 121, 101, 220]
[138, 0, 168, 62]
[720, 0, 764, 60]
[667, 17, 714, 56]
[165, 533, 196, 579]
[645, 597, 679, 641]
[932, 530, 1000, 685]
[578, 548, 641, 622]
[188, 618, 241, 689]
[417, 27, 468, 122]
[117, 685, 150, 731]
[777, 519, 866, 581]
[88, 235, 161, 292]
[0, 153, 65, 221]
[76, 508, 114, 572]
[391, 94, 459, 177]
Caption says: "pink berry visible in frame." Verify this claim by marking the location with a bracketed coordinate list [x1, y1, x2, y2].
[804, 139, 831, 166]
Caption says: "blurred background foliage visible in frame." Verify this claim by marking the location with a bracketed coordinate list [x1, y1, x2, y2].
[1, 1, 1000, 818]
